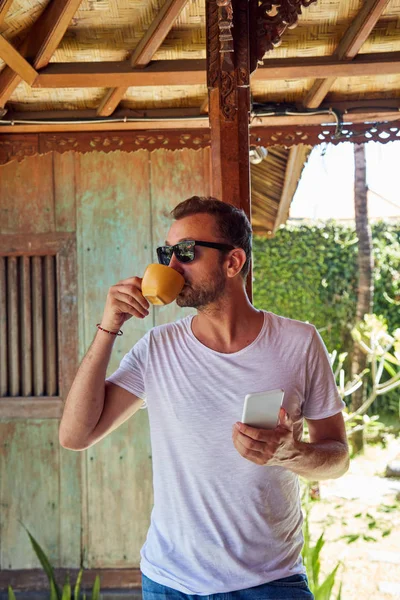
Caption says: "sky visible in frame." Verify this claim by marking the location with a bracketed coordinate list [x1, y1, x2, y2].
[289, 140, 400, 221]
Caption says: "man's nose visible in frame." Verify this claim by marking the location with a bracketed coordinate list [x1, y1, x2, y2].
[169, 253, 184, 275]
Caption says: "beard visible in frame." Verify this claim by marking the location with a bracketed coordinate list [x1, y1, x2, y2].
[176, 262, 226, 309]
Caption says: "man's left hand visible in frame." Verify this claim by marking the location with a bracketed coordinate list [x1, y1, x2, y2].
[232, 407, 297, 467]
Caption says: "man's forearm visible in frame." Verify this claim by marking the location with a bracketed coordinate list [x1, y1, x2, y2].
[59, 330, 116, 448]
[284, 439, 350, 480]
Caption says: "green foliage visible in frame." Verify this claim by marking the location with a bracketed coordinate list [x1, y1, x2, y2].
[8, 521, 100, 600]
[301, 487, 343, 599]
[333, 504, 397, 544]
[7, 586, 16, 600]
[253, 220, 400, 413]
[371, 222, 400, 331]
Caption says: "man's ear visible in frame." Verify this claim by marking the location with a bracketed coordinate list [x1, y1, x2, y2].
[226, 248, 247, 278]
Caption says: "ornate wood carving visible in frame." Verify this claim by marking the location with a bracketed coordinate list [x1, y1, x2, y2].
[207, 0, 237, 121]
[250, 121, 400, 147]
[0, 131, 212, 165]
[205, 0, 252, 202]
[217, 0, 234, 55]
[39, 132, 211, 154]
[207, 0, 317, 119]
[256, 0, 317, 62]
[236, 0, 251, 86]
[218, 1, 236, 119]
[0, 134, 39, 166]
[1, 122, 399, 167]
[206, 0, 220, 89]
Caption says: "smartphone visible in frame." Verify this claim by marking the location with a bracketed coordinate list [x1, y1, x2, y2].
[241, 388, 285, 429]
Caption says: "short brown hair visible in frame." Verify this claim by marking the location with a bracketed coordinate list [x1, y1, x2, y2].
[170, 196, 252, 279]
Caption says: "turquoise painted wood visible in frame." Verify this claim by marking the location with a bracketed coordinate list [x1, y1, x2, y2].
[0, 152, 81, 570]
[0, 154, 55, 234]
[74, 150, 154, 567]
[0, 420, 61, 569]
[0, 147, 210, 572]
[54, 152, 76, 233]
[58, 444, 83, 566]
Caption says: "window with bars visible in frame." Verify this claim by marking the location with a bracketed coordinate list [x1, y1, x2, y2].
[0, 233, 78, 419]
[0, 254, 59, 397]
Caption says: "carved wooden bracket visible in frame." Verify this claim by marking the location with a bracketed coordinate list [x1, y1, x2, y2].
[207, 0, 317, 121]
[207, 0, 237, 121]
[256, 0, 317, 62]
[217, 0, 235, 56]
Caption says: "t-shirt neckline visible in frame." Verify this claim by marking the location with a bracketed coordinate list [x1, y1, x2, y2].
[186, 310, 268, 357]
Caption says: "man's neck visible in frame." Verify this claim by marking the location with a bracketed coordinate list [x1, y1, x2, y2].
[191, 299, 264, 353]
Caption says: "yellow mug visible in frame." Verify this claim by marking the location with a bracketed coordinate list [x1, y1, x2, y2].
[141, 264, 185, 305]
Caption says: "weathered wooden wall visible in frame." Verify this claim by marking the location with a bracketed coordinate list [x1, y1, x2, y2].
[0, 148, 210, 571]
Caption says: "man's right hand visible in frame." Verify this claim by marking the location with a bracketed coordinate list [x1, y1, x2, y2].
[100, 276, 150, 331]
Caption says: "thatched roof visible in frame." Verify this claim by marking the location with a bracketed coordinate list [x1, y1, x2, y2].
[0, 0, 398, 235]
[0, 0, 399, 113]
[251, 145, 312, 236]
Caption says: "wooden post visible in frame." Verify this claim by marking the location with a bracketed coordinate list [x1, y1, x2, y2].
[206, 0, 254, 301]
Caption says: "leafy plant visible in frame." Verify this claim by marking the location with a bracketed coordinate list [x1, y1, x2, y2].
[325, 314, 400, 448]
[301, 486, 343, 599]
[334, 506, 395, 544]
[8, 521, 100, 600]
[253, 221, 400, 413]
[349, 314, 400, 417]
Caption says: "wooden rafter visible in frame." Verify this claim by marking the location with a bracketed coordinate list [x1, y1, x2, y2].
[39, 59, 204, 88]
[32, 51, 400, 89]
[273, 145, 310, 232]
[1, 101, 399, 133]
[97, 0, 189, 117]
[4, 98, 399, 123]
[199, 96, 209, 114]
[129, 0, 188, 67]
[304, 0, 391, 108]
[251, 52, 400, 81]
[0, 0, 83, 109]
[0, 35, 38, 86]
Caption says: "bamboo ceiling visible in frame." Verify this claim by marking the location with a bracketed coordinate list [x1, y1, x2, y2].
[0, 0, 399, 237]
[251, 146, 291, 236]
[0, 0, 399, 111]
[251, 145, 312, 236]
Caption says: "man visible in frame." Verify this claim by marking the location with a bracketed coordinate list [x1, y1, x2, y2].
[59, 196, 349, 599]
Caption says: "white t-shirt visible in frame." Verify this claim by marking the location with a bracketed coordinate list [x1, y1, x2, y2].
[106, 310, 345, 595]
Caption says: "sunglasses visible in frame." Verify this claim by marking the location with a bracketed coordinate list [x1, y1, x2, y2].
[156, 239, 235, 266]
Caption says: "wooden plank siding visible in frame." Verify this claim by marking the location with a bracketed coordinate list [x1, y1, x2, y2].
[74, 150, 153, 568]
[0, 256, 6, 396]
[0, 420, 61, 569]
[0, 147, 210, 578]
[0, 153, 54, 234]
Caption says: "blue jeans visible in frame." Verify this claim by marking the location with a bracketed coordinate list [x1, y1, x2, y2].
[141, 572, 314, 600]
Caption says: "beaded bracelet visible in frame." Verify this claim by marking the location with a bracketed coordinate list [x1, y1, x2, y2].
[96, 323, 123, 336]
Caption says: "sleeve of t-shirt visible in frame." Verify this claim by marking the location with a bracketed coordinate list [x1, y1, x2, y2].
[105, 331, 150, 410]
[302, 326, 346, 420]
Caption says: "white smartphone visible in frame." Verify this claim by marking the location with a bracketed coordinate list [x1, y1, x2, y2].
[241, 388, 285, 429]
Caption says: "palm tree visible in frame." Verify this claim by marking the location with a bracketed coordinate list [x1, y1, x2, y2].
[350, 143, 374, 454]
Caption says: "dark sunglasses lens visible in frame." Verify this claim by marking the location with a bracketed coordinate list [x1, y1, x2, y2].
[157, 247, 172, 265]
[175, 242, 195, 263]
